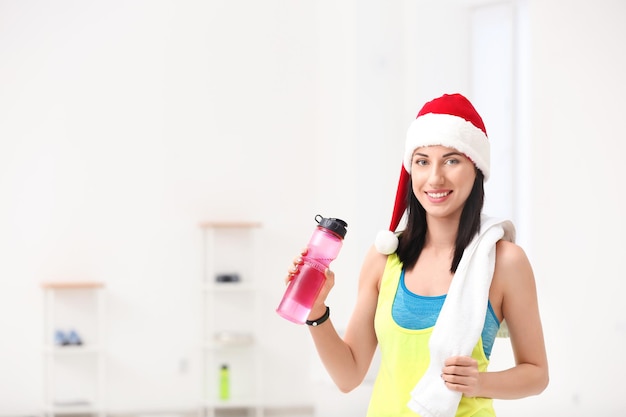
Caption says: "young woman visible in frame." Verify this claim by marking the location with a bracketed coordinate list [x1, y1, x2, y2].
[286, 93, 548, 417]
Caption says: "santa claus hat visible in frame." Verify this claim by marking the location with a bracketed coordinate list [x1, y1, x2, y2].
[375, 93, 490, 254]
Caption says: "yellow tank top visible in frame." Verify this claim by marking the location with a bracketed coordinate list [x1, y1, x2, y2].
[366, 254, 495, 417]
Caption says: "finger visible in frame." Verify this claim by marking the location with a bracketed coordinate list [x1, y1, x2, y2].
[285, 262, 301, 285]
[444, 371, 474, 383]
[287, 256, 303, 275]
[443, 378, 470, 393]
[285, 249, 304, 283]
[444, 356, 476, 367]
[284, 273, 294, 285]
[285, 266, 298, 281]
[442, 365, 477, 378]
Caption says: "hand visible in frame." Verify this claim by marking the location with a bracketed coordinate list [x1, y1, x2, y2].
[441, 356, 480, 397]
[285, 247, 307, 285]
[284, 248, 335, 319]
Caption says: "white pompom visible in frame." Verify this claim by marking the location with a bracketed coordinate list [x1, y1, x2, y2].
[375, 230, 399, 255]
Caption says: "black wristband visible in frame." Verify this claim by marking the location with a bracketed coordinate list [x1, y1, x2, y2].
[306, 306, 330, 327]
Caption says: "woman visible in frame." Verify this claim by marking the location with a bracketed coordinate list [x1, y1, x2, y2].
[286, 93, 548, 416]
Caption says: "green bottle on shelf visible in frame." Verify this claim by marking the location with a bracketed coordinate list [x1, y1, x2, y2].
[219, 364, 230, 400]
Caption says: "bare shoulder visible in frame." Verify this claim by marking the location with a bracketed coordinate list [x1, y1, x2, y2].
[495, 239, 529, 265]
[492, 240, 535, 308]
[493, 239, 539, 319]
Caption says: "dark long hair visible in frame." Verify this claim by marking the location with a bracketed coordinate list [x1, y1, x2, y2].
[396, 169, 485, 273]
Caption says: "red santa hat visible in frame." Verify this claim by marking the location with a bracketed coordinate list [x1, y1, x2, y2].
[375, 93, 490, 254]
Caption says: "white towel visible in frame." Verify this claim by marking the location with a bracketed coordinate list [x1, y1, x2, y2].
[407, 215, 515, 417]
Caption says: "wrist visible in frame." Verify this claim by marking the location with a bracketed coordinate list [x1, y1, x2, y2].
[307, 304, 327, 321]
[306, 306, 330, 327]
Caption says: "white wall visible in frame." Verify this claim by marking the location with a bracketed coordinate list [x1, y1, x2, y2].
[0, 0, 625, 415]
[525, 0, 626, 415]
[0, 0, 320, 412]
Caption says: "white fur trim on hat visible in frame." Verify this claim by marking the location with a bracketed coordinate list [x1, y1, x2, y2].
[404, 113, 490, 180]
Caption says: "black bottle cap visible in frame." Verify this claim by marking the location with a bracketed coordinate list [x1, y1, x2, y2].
[315, 214, 348, 239]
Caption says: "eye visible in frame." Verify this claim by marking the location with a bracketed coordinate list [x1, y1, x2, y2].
[413, 158, 428, 167]
[444, 158, 460, 165]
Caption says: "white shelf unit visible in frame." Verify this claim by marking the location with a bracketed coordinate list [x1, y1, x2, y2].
[41, 281, 106, 417]
[199, 221, 263, 417]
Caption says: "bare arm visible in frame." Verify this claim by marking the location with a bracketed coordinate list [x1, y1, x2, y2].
[442, 240, 549, 399]
[291, 245, 385, 393]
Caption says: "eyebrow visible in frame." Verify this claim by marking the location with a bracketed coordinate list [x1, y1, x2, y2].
[413, 151, 464, 158]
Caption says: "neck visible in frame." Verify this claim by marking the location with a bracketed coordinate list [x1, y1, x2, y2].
[424, 215, 459, 250]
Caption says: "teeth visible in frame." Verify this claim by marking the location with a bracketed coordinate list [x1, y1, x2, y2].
[427, 192, 450, 198]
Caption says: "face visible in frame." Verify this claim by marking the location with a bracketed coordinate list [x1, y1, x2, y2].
[410, 145, 477, 220]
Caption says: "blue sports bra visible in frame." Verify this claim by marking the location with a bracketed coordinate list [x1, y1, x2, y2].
[392, 269, 500, 358]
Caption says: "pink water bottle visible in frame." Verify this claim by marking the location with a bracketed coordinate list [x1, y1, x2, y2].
[276, 214, 348, 324]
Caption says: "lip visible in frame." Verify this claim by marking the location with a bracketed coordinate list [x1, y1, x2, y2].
[425, 190, 452, 202]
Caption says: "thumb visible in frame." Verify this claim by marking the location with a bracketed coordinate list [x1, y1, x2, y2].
[324, 268, 335, 283]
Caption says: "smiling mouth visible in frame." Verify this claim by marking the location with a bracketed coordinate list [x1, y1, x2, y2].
[427, 191, 451, 198]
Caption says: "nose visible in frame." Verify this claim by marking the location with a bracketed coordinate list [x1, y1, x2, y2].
[428, 164, 445, 186]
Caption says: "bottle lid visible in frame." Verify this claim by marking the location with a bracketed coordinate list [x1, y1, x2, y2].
[315, 215, 348, 239]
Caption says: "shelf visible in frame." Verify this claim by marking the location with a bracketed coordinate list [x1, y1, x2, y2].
[44, 404, 103, 415]
[105, 406, 197, 415]
[199, 221, 262, 229]
[41, 281, 105, 290]
[42, 283, 106, 416]
[43, 345, 103, 355]
[201, 399, 260, 408]
[202, 283, 257, 292]
[200, 221, 264, 416]
[202, 342, 257, 351]
[199, 400, 314, 414]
